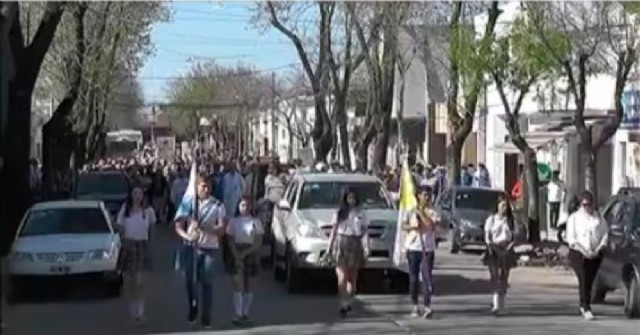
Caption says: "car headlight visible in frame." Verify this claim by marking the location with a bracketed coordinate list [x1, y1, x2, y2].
[12, 252, 33, 262]
[88, 249, 112, 260]
[296, 222, 324, 238]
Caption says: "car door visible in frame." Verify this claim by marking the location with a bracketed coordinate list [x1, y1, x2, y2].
[273, 181, 298, 257]
[607, 200, 636, 289]
[599, 198, 626, 287]
[434, 189, 453, 236]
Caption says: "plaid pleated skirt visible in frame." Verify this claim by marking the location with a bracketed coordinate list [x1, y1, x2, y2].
[482, 245, 518, 269]
[333, 235, 366, 268]
[120, 239, 150, 273]
[227, 243, 260, 277]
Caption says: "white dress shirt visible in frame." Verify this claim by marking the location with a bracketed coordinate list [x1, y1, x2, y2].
[117, 206, 157, 241]
[547, 180, 564, 203]
[333, 209, 369, 236]
[484, 214, 513, 245]
[404, 208, 437, 252]
[566, 208, 608, 256]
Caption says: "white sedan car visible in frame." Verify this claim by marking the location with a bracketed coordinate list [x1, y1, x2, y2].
[8, 200, 122, 300]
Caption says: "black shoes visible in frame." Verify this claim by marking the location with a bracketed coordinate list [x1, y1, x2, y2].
[188, 305, 198, 324]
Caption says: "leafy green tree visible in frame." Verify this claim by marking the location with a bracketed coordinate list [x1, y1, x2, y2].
[39, 1, 169, 190]
[488, 10, 562, 242]
[526, 2, 639, 204]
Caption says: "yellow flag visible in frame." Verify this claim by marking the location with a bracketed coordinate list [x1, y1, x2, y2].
[393, 159, 417, 268]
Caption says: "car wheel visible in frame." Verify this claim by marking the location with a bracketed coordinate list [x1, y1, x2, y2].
[591, 275, 608, 304]
[273, 242, 285, 281]
[449, 230, 460, 254]
[624, 273, 640, 319]
[7, 277, 23, 305]
[285, 248, 303, 293]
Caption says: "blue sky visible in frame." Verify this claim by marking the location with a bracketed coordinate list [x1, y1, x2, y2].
[138, 1, 300, 103]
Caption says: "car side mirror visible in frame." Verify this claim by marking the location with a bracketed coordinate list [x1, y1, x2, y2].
[278, 199, 291, 211]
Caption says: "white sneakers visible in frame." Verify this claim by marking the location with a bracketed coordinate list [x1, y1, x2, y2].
[580, 307, 596, 321]
[410, 305, 434, 318]
[490, 293, 507, 315]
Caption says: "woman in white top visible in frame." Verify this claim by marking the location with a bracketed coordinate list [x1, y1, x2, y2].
[116, 186, 156, 324]
[227, 196, 264, 325]
[566, 191, 608, 321]
[324, 188, 370, 318]
[402, 186, 437, 318]
[263, 163, 285, 204]
[483, 194, 517, 315]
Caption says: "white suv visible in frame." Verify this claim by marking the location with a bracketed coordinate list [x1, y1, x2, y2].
[8, 200, 122, 301]
[271, 172, 402, 292]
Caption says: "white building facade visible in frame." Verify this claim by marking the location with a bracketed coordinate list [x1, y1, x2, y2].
[483, 3, 639, 205]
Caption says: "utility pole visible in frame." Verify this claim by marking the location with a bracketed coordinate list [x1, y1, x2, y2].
[271, 71, 277, 158]
[150, 104, 156, 145]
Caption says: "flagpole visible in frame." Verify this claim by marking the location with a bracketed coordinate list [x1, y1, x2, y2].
[191, 111, 200, 292]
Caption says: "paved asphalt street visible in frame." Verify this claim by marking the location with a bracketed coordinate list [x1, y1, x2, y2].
[3, 225, 638, 335]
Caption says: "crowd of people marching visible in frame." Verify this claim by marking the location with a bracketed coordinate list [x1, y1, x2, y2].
[22, 153, 609, 327]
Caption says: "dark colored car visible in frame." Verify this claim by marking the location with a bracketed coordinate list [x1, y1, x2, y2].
[617, 187, 640, 196]
[434, 186, 528, 254]
[592, 193, 640, 318]
[73, 171, 131, 219]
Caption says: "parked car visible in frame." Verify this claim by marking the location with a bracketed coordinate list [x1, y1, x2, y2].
[591, 193, 640, 318]
[270, 173, 402, 292]
[433, 186, 528, 254]
[73, 171, 130, 219]
[8, 200, 122, 302]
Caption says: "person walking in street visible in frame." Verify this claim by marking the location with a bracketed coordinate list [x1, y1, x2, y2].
[402, 186, 437, 318]
[175, 174, 227, 329]
[170, 167, 189, 219]
[474, 163, 491, 188]
[264, 163, 285, 204]
[546, 171, 565, 229]
[226, 196, 264, 325]
[116, 186, 157, 325]
[323, 188, 370, 318]
[566, 191, 608, 321]
[148, 171, 169, 225]
[223, 161, 245, 218]
[483, 194, 517, 315]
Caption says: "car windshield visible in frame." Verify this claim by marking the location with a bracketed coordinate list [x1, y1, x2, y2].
[20, 207, 111, 236]
[297, 181, 391, 210]
[454, 190, 502, 211]
[76, 173, 129, 196]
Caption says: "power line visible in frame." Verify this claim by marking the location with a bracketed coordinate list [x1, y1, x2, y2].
[137, 63, 300, 81]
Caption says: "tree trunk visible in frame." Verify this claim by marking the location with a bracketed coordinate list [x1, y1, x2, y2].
[42, 108, 75, 197]
[446, 138, 463, 186]
[584, 147, 598, 204]
[523, 149, 540, 243]
[334, 97, 351, 169]
[1, 79, 32, 254]
[372, 113, 391, 173]
[312, 102, 332, 162]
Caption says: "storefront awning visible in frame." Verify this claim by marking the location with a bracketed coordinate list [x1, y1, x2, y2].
[489, 130, 575, 154]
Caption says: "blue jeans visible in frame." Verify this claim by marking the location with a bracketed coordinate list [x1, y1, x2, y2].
[406, 250, 435, 307]
[183, 246, 220, 322]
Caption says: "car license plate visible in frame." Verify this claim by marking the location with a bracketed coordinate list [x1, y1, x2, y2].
[50, 265, 70, 274]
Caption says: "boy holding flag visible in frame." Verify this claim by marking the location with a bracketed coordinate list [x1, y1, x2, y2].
[174, 155, 226, 329]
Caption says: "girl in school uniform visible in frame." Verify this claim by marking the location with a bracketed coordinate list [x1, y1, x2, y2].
[483, 194, 517, 315]
[402, 186, 437, 318]
[325, 188, 370, 318]
[117, 185, 157, 324]
[227, 196, 264, 325]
